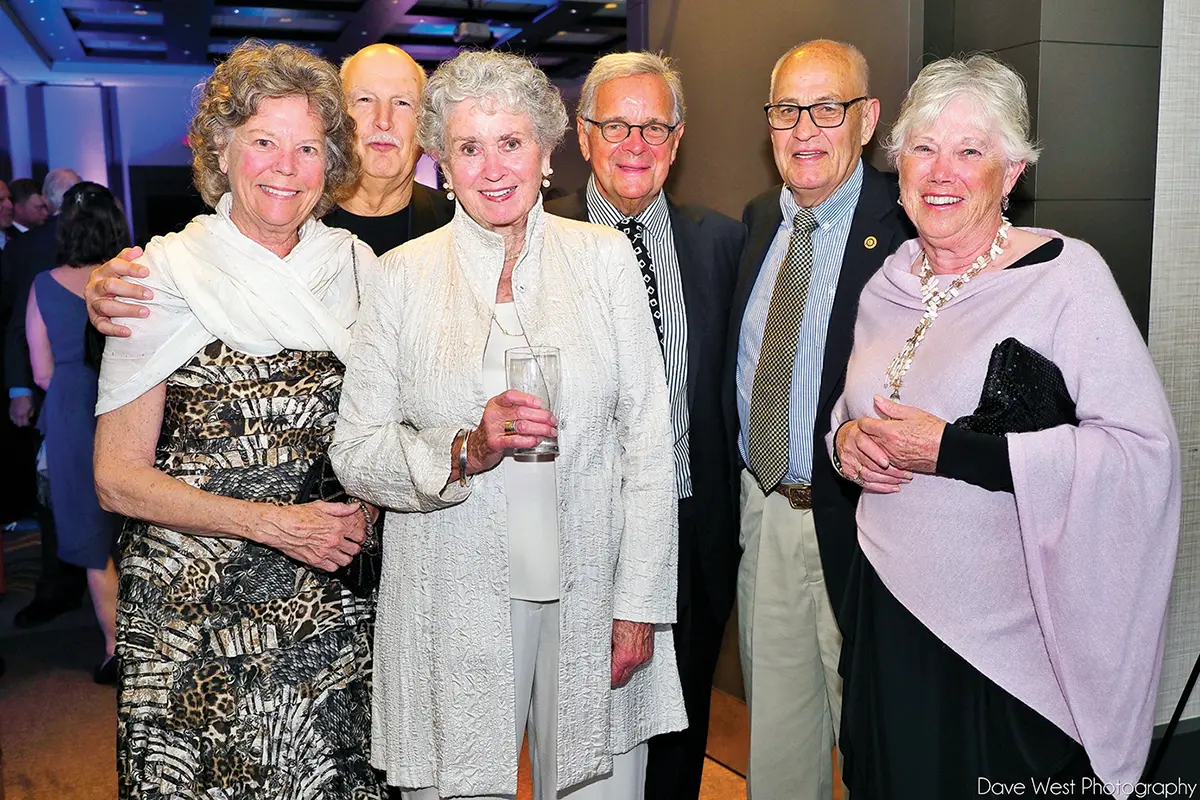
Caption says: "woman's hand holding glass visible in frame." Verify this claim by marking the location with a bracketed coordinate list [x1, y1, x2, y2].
[257, 501, 367, 573]
[465, 389, 559, 476]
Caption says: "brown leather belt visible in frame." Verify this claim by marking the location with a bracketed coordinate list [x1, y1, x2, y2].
[773, 483, 813, 510]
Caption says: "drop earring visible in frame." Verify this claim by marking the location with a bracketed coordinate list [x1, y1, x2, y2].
[542, 167, 554, 189]
[446, 187, 456, 201]
[1001, 194, 1010, 211]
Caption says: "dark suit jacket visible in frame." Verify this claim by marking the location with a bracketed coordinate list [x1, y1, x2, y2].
[723, 163, 913, 618]
[3, 217, 60, 393]
[546, 188, 747, 620]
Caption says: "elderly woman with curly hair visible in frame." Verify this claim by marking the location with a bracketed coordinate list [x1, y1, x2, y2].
[92, 41, 383, 799]
[828, 54, 1180, 799]
[329, 51, 685, 799]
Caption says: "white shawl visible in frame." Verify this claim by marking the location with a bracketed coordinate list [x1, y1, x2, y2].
[96, 194, 365, 414]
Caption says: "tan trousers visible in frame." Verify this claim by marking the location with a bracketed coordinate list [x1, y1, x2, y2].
[737, 470, 845, 800]
[402, 599, 648, 800]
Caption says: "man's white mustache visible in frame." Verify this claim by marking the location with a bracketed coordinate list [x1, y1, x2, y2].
[365, 134, 403, 147]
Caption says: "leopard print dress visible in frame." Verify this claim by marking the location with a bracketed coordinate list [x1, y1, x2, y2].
[115, 341, 384, 800]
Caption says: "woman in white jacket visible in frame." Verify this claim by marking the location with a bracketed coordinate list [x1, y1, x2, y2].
[330, 51, 685, 800]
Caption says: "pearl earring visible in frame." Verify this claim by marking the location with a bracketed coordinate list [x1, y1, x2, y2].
[446, 188, 455, 201]
[542, 167, 554, 189]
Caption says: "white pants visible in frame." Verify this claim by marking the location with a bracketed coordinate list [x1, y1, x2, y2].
[737, 470, 846, 800]
[402, 599, 648, 800]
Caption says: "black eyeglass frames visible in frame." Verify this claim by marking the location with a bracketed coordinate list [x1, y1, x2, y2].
[763, 97, 869, 130]
[583, 118, 680, 145]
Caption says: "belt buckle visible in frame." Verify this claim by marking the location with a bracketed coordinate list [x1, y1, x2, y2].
[784, 484, 811, 510]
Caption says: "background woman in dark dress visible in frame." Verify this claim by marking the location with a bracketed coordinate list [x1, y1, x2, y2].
[24, 181, 126, 683]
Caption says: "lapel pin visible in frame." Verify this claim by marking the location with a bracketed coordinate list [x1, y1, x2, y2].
[864, 235, 878, 250]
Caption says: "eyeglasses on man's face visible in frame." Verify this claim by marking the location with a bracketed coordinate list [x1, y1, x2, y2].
[763, 97, 868, 130]
[584, 118, 680, 146]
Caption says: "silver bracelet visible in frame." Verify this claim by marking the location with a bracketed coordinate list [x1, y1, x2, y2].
[831, 420, 853, 480]
[457, 428, 471, 487]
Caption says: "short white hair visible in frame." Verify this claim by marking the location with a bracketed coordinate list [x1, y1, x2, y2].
[42, 168, 82, 214]
[578, 51, 686, 125]
[886, 53, 1041, 166]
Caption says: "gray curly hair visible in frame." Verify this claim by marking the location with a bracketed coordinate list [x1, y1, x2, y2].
[886, 53, 1041, 166]
[418, 51, 568, 161]
[188, 40, 359, 217]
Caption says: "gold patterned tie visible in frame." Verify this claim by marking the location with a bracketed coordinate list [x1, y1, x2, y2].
[747, 208, 819, 493]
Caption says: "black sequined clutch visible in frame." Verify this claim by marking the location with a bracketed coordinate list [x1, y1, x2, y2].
[296, 455, 383, 598]
[954, 338, 1078, 435]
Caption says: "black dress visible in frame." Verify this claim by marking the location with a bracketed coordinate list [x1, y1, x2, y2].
[837, 240, 1111, 799]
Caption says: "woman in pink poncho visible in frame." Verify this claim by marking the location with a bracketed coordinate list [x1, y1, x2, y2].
[828, 54, 1180, 800]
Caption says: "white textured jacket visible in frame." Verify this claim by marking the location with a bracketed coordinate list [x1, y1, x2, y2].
[330, 198, 686, 796]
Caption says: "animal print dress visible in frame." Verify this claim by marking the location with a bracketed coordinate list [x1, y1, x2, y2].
[115, 341, 383, 800]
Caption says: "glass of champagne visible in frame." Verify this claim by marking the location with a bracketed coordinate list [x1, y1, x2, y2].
[505, 346, 559, 462]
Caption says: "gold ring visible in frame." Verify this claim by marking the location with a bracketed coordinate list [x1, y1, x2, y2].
[504, 420, 517, 435]
[855, 466, 865, 484]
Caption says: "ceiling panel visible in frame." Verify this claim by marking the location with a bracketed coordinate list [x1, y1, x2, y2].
[2, 0, 626, 80]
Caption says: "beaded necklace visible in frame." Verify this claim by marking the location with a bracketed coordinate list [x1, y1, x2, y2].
[883, 217, 1011, 401]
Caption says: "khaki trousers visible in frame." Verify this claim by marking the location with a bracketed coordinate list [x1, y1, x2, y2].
[402, 600, 648, 800]
[737, 470, 845, 800]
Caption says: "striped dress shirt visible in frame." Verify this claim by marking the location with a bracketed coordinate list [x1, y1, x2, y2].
[586, 177, 692, 500]
[736, 159, 864, 485]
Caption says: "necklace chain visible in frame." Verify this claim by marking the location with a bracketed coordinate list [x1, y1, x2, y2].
[883, 218, 1011, 401]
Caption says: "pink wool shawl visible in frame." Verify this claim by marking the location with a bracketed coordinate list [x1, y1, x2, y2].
[829, 230, 1181, 798]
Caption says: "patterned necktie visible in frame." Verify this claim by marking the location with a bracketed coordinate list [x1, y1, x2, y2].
[747, 208, 820, 493]
[616, 218, 665, 348]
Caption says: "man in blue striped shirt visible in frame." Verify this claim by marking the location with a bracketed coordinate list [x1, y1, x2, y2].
[725, 40, 912, 800]
[547, 51, 745, 800]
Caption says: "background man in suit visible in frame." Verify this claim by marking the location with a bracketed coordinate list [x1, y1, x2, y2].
[726, 40, 912, 800]
[7, 179, 49, 234]
[1, 167, 85, 627]
[0, 178, 20, 525]
[0, 180, 15, 248]
[547, 51, 745, 800]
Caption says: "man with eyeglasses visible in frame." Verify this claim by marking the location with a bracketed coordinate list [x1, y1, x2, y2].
[725, 39, 912, 800]
[547, 51, 745, 800]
